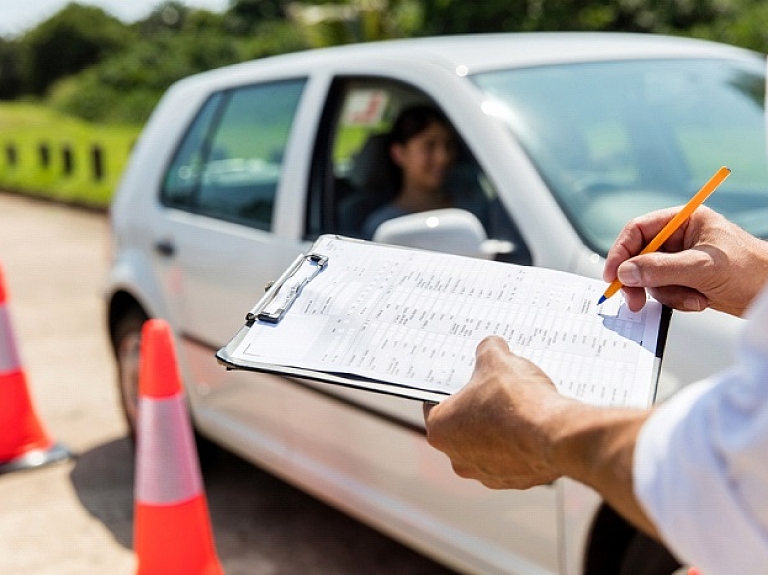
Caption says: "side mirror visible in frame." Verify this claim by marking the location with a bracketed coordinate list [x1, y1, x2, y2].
[371, 208, 515, 259]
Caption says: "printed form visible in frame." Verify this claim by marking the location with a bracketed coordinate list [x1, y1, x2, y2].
[230, 236, 665, 408]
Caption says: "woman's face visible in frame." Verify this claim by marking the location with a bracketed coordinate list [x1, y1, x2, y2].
[391, 120, 456, 193]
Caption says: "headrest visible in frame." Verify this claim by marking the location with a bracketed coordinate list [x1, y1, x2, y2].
[348, 133, 396, 193]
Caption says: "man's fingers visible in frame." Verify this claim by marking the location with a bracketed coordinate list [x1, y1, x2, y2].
[618, 249, 711, 289]
[615, 250, 711, 312]
[620, 286, 647, 312]
[475, 335, 510, 357]
[465, 336, 509, 382]
[604, 207, 683, 282]
[647, 286, 708, 312]
[423, 400, 449, 449]
[422, 401, 437, 422]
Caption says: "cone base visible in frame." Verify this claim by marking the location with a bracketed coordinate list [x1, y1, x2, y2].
[135, 496, 224, 575]
[0, 442, 73, 475]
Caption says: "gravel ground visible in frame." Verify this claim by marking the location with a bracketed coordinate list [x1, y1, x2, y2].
[0, 192, 456, 575]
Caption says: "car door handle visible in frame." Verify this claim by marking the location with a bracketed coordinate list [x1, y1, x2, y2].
[154, 238, 176, 257]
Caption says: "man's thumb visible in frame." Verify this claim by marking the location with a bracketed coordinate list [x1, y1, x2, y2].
[617, 250, 706, 289]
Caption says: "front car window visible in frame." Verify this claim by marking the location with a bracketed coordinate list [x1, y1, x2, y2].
[473, 58, 768, 254]
[309, 78, 531, 264]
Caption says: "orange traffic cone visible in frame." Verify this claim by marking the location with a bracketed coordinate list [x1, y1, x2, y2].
[134, 319, 224, 575]
[0, 263, 71, 474]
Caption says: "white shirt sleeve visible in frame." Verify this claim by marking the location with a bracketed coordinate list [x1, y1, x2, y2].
[634, 286, 768, 575]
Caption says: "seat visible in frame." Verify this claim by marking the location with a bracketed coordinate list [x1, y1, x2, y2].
[336, 133, 398, 237]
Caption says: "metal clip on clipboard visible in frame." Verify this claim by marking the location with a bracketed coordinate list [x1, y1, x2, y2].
[247, 253, 328, 324]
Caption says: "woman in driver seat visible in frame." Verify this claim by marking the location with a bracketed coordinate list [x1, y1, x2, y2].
[362, 105, 458, 240]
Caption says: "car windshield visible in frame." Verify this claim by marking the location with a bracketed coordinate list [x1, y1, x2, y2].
[472, 57, 768, 255]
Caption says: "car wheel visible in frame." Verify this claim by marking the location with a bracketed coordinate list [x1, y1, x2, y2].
[112, 307, 148, 437]
[112, 307, 220, 466]
[618, 530, 682, 575]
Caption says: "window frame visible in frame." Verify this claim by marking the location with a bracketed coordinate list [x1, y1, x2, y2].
[305, 75, 532, 265]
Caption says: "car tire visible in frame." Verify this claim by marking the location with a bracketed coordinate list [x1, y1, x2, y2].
[112, 307, 220, 467]
[113, 307, 147, 438]
[618, 530, 682, 575]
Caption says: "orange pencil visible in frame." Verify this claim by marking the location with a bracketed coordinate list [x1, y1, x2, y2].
[598, 165, 731, 305]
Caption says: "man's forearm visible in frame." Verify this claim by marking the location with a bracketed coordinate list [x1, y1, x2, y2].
[548, 402, 659, 538]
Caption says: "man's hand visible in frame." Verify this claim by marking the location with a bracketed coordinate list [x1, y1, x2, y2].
[423, 336, 567, 489]
[423, 336, 658, 536]
[604, 206, 768, 316]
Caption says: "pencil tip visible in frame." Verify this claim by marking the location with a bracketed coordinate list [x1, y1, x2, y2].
[597, 295, 606, 305]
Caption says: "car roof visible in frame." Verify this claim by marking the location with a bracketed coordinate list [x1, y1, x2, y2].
[236, 32, 757, 71]
[174, 32, 762, 95]
[314, 32, 759, 71]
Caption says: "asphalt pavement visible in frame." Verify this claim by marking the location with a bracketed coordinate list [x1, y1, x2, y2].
[0, 192, 456, 575]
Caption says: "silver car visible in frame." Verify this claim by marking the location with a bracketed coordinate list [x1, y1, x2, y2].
[106, 32, 768, 574]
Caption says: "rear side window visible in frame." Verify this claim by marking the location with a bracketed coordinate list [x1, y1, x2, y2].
[162, 78, 306, 230]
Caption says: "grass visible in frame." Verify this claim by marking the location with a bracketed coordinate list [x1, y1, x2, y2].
[0, 103, 142, 209]
[0, 102, 383, 210]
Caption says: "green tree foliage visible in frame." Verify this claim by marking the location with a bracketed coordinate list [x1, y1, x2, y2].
[20, 3, 134, 95]
[0, 39, 23, 100]
[48, 12, 307, 123]
[415, 0, 730, 36]
[686, 0, 768, 52]
[4, 0, 766, 125]
[135, 1, 190, 34]
[228, 0, 289, 33]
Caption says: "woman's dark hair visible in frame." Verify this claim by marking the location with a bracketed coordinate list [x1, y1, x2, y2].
[389, 104, 452, 145]
[385, 105, 454, 192]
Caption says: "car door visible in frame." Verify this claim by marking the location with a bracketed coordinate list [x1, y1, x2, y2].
[154, 78, 309, 452]
[283, 75, 561, 573]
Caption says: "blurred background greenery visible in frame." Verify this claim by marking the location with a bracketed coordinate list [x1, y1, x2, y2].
[1, 0, 767, 208]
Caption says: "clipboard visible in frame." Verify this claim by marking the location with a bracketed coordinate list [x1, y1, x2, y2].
[217, 243, 451, 402]
[217, 235, 671, 406]
[249, 252, 329, 324]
